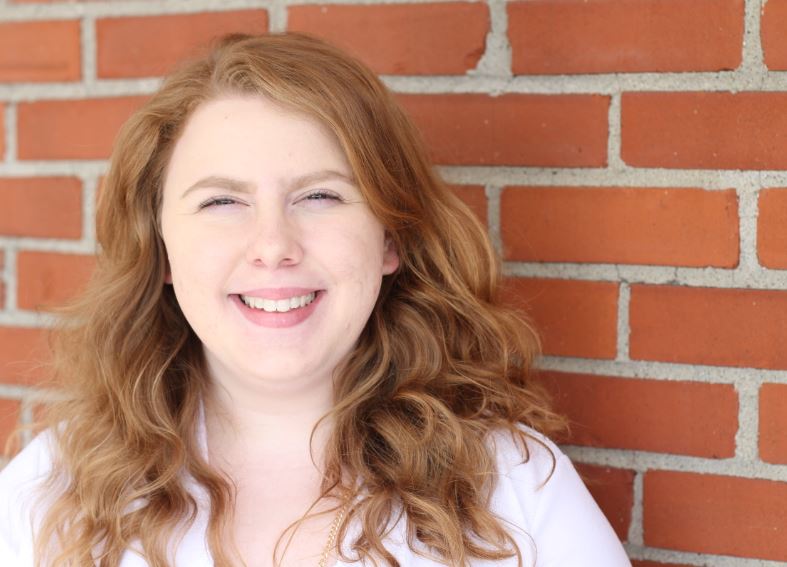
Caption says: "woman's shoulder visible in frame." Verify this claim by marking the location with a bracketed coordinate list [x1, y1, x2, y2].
[486, 424, 632, 567]
[488, 424, 566, 485]
[486, 424, 578, 525]
[0, 430, 59, 563]
[0, 429, 57, 493]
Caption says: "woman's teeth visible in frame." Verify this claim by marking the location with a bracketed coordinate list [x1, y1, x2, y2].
[239, 292, 316, 313]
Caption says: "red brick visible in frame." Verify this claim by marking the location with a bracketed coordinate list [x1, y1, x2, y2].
[451, 185, 487, 228]
[0, 327, 50, 386]
[762, 0, 787, 70]
[288, 3, 487, 75]
[760, 383, 787, 464]
[622, 92, 787, 170]
[574, 463, 634, 542]
[630, 285, 787, 369]
[508, 0, 743, 74]
[0, 20, 81, 82]
[97, 11, 268, 79]
[17, 252, 95, 311]
[0, 177, 81, 238]
[537, 371, 737, 458]
[18, 97, 146, 160]
[501, 187, 739, 267]
[0, 103, 5, 160]
[0, 251, 4, 309]
[505, 278, 618, 359]
[644, 471, 787, 560]
[758, 188, 787, 268]
[0, 399, 21, 453]
[398, 94, 608, 167]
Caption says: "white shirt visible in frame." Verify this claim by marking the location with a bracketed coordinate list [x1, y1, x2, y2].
[0, 423, 631, 566]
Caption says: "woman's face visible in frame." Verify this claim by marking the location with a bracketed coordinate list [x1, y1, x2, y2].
[160, 95, 399, 393]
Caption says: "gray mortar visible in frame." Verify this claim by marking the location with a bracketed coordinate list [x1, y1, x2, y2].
[0, 310, 52, 329]
[392, 72, 787, 93]
[3, 103, 16, 162]
[485, 184, 502, 255]
[743, 0, 767, 74]
[267, 0, 288, 31]
[0, 0, 471, 21]
[626, 543, 787, 567]
[0, 383, 32, 400]
[19, 400, 33, 444]
[627, 471, 644, 546]
[82, 175, 98, 244]
[0, 235, 97, 255]
[437, 165, 787, 190]
[469, 0, 510, 80]
[607, 93, 624, 169]
[563, 444, 787, 482]
[82, 16, 97, 84]
[3, 247, 16, 312]
[615, 282, 630, 361]
[10, 72, 787, 99]
[537, 356, 787, 385]
[735, 379, 761, 462]
[0, 79, 162, 103]
[504, 261, 787, 290]
[738, 183, 761, 270]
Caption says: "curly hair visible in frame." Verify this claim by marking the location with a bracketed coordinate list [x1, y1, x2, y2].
[34, 33, 565, 567]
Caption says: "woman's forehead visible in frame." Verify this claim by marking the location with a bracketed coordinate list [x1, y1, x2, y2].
[163, 96, 355, 191]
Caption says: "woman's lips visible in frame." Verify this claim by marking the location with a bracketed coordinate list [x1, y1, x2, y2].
[239, 291, 316, 313]
[231, 290, 323, 328]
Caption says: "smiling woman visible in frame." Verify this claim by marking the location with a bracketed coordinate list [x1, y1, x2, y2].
[0, 34, 630, 567]
[161, 96, 398, 399]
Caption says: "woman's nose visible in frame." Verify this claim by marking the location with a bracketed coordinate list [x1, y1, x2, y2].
[245, 209, 304, 268]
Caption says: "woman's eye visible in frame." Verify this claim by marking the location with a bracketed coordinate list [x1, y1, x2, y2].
[304, 191, 341, 202]
[199, 197, 241, 209]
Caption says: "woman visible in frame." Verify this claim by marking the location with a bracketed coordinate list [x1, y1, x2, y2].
[0, 33, 630, 567]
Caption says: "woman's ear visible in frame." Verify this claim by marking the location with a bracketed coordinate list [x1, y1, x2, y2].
[163, 259, 173, 284]
[382, 235, 399, 275]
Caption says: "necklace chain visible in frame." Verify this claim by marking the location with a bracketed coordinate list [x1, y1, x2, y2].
[317, 503, 347, 567]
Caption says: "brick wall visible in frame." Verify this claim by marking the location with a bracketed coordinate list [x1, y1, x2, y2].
[1, 1, 785, 565]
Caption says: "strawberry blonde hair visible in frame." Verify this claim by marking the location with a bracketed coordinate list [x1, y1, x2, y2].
[34, 33, 564, 567]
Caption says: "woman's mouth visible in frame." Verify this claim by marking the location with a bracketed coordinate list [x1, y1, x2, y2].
[238, 291, 317, 313]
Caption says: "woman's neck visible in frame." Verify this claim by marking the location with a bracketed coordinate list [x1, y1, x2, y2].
[203, 369, 335, 473]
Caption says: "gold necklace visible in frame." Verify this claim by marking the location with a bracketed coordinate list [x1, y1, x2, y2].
[317, 503, 347, 567]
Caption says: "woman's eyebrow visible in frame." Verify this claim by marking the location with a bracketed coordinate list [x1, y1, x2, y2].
[289, 169, 357, 189]
[180, 170, 356, 199]
[181, 176, 254, 199]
